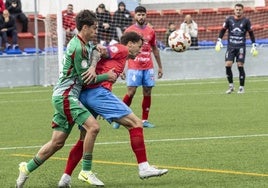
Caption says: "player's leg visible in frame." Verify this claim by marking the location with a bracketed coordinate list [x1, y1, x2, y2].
[225, 49, 235, 94]
[77, 116, 104, 186]
[117, 113, 168, 179]
[16, 130, 69, 188]
[58, 131, 85, 188]
[236, 47, 246, 94]
[82, 89, 168, 179]
[141, 69, 155, 127]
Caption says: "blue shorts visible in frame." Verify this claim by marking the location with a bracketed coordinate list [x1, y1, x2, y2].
[126, 69, 155, 87]
[79, 87, 132, 124]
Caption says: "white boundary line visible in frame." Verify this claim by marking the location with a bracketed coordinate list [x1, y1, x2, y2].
[1, 134, 268, 150]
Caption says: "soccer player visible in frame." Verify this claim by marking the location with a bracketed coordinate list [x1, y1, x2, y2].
[15, 10, 117, 188]
[113, 5, 163, 129]
[58, 31, 168, 188]
[215, 3, 258, 94]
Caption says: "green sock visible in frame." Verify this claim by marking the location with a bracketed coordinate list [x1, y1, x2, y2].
[27, 155, 44, 172]
[82, 153, 92, 171]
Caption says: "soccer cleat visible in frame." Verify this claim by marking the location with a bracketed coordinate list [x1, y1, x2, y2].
[112, 122, 120, 129]
[142, 121, 155, 128]
[237, 86, 245, 94]
[16, 162, 29, 188]
[225, 86, 235, 94]
[58, 174, 71, 188]
[139, 166, 168, 179]
[78, 170, 104, 187]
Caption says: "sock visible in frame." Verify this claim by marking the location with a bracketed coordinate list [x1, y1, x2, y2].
[238, 66, 245, 86]
[225, 66, 233, 84]
[64, 140, 83, 175]
[82, 152, 92, 171]
[129, 127, 147, 163]
[138, 161, 150, 171]
[27, 155, 44, 172]
[123, 94, 133, 106]
[142, 96, 151, 121]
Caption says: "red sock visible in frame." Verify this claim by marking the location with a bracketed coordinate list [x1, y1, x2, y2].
[142, 96, 151, 120]
[129, 127, 147, 163]
[123, 94, 133, 106]
[64, 140, 83, 175]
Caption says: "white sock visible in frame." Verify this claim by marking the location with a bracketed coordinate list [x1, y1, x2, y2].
[61, 173, 71, 181]
[138, 162, 150, 171]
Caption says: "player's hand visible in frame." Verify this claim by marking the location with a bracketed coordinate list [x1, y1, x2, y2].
[250, 43, 258, 57]
[82, 66, 97, 84]
[107, 68, 117, 82]
[158, 68, 163, 79]
[215, 38, 223, 52]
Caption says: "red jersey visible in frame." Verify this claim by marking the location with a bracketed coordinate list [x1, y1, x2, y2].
[84, 43, 129, 91]
[125, 24, 156, 70]
[62, 11, 76, 31]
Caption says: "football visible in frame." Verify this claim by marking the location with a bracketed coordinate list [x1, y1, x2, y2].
[168, 30, 191, 52]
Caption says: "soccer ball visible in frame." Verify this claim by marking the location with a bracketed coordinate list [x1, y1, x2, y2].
[168, 30, 191, 52]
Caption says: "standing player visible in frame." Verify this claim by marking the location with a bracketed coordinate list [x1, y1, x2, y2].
[215, 3, 258, 94]
[15, 10, 116, 188]
[113, 5, 163, 129]
[58, 31, 168, 188]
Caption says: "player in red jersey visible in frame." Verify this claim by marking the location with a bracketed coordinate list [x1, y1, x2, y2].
[113, 6, 163, 129]
[58, 31, 168, 187]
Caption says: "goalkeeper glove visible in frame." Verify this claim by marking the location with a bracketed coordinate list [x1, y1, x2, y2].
[215, 38, 223, 52]
[250, 43, 258, 57]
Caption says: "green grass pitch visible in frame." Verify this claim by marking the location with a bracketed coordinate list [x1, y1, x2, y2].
[0, 77, 268, 187]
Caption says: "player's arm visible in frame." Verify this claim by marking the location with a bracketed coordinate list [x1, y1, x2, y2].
[81, 49, 100, 84]
[152, 45, 163, 79]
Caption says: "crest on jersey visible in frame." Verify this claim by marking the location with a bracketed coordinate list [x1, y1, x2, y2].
[81, 60, 88, 68]
[110, 46, 119, 53]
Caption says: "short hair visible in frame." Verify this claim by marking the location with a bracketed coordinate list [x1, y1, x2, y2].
[235, 3, 244, 9]
[135, 6, 146, 13]
[75, 9, 97, 31]
[120, 31, 143, 45]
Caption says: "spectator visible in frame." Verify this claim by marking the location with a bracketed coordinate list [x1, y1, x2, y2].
[164, 22, 176, 47]
[0, 9, 19, 51]
[62, 4, 77, 46]
[180, 14, 198, 49]
[113, 1, 133, 39]
[0, 0, 5, 15]
[96, 3, 116, 45]
[5, 0, 28, 32]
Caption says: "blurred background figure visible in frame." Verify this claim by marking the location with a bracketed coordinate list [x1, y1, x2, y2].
[5, 0, 28, 32]
[0, 0, 5, 15]
[62, 4, 77, 46]
[114, 1, 133, 39]
[0, 9, 19, 51]
[164, 22, 176, 47]
[180, 14, 198, 49]
[96, 3, 117, 45]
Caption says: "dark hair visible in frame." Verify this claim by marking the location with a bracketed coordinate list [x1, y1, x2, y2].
[75, 9, 97, 31]
[98, 3, 105, 9]
[118, 1, 125, 7]
[135, 6, 146, 13]
[120, 31, 143, 45]
[235, 3, 244, 9]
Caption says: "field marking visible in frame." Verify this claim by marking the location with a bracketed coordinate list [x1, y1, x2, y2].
[11, 154, 268, 177]
[1, 78, 268, 95]
[1, 134, 268, 150]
